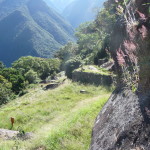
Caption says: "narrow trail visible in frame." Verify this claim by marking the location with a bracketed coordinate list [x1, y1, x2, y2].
[28, 94, 110, 147]
[72, 94, 110, 112]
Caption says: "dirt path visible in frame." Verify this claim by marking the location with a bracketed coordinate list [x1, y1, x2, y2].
[31, 94, 110, 140]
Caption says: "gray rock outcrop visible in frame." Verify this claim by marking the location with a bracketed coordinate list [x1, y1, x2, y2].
[90, 89, 150, 150]
[0, 129, 33, 140]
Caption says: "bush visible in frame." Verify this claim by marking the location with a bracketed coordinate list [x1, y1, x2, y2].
[0, 75, 13, 104]
[12, 56, 60, 80]
[25, 69, 39, 84]
[65, 57, 83, 79]
[0, 61, 5, 70]
[0, 68, 26, 94]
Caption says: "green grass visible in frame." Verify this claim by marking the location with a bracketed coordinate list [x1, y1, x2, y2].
[74, 65, 113, 76]
[44, 97, 108, 150]
[0, 80, 112, 150]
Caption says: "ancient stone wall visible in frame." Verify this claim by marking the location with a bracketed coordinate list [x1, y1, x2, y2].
[72, 71, 112, 86]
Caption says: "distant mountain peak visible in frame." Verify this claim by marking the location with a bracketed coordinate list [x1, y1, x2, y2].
[62, 0, 106, 28]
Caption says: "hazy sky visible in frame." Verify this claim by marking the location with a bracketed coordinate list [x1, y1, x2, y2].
[44, 0, 74, 12]
[44, 0, 106, 13]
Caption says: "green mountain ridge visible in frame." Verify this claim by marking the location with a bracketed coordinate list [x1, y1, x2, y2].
[0, 0, 74, 66]
[62, 0, 106, 28]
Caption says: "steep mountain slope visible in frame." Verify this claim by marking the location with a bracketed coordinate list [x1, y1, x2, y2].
[62, 0, 106, 28]
[43, 0, 58, 12]
[49, 0, 74, 13]
[0, 0, 74, 66]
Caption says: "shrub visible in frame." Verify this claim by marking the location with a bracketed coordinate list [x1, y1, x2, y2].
[0, 61, 5, 70]
[65, 57, 83, 79]
[12, 56, 60, 80]
[0, 75, 13, 104]
[25, 69, 40, 84]
[0, 68, 26, 94]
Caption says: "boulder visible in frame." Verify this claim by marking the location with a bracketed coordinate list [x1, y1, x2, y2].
[80, 90, 87, 94]
[98, 58, 108, 66]
[88, 66, 99, 72]
[100, 61, 114, 71]
[0, 129, 33, 140]
[43, 83, 60, 90]
[90, 89, 150, 150]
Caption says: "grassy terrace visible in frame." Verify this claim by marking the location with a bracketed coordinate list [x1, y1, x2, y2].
[74, 65, 113, 76]
[0, 80, 112, 150]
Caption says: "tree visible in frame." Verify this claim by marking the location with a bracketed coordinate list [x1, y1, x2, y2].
[0, 61, 5, 70]
[12, 56, 60, 80]
[65, 57, 83, 79]
[54, 42, 78, 70]
[25, 69, 39, 84]
[0, 75, 12, 104]
[0, 68, 25, 94]
[75, 22, 102, 63]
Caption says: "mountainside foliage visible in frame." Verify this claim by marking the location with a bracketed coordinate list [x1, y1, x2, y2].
[55, 0, 115, 78]
[0, 57, 60, 105]
[0, 0, 74, 66]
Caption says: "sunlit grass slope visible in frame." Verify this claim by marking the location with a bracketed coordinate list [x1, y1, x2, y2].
[0, 80, 112, 150]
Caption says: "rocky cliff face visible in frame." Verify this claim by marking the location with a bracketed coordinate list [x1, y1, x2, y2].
[110, 0, 150, 91]
[90, 0, 150, 149]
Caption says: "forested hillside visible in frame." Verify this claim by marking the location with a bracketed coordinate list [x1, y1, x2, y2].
[0, 57, 60, 104]
[0, 0, 74, 66]
[62, 0, 106, 27]
[44, 0, 106, 28]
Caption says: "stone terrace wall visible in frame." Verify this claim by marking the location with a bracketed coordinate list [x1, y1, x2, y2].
[72, 71, 112, 86]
